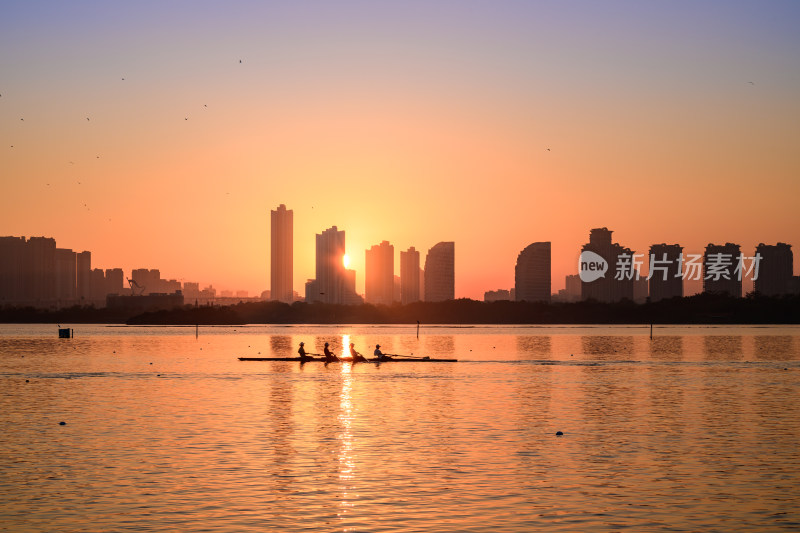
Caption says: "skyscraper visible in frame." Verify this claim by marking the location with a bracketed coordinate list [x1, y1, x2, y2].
[424, 242, 455, 302]
[270, 204, 293, 303]
[754, 243, 793, 296]
[365, 240, 394, 305]
[55, 248, 77, 301]
[400, 246, 421, 304]
[515, 242, 551, 303]
[0, 237, 26, 304]
[26, 237, 57, 302]
[649, 244, 683, 302]
[703, 243, 741, 297]
[307, 226, 362, 304]
[77, 251, 91, 301]
[580, 228, 635, 303]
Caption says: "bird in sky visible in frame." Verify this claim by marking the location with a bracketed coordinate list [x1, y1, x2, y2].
[86, 117, 90, 121]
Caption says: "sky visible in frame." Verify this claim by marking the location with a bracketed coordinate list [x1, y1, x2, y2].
[2, 1, 799, 299]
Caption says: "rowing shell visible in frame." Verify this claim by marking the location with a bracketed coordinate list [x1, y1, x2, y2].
[238, 356, 457, 362]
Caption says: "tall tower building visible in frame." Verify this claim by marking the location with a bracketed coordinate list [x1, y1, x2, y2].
[0, 237, 26, 304]
[649, 244, 683, 302]
[703, 243, 741, 297]
[306, 226, 362, 304]
[26, 237, 57, 302]
[424, 242, 455, 302]
[270, 204, 293, 303]
[515, 242, 551, 303]
[580, 228, 635, 303]
[754, 243, 793, 296]
[77, 251, 92, 300]
[400, 246, 421, 304]
[365, 240, 394, 305]
[55, 248, 77, 302]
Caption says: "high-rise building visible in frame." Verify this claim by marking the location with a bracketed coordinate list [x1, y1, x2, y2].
[400, 247, 421, 304]
[105, 268, 124, 296]
[306, 226, 362, 304]
[565, 274, 581, 302]
[0, 237, 26, 304]
[649, 244, 683, 302]
[424, 242, 455, 302]
[580, 228, 635, 303]
[55, 248, 77, 301]
[77, 251, 91, 300]
[270, 204, 293, 303]
[365, 241, 394, 305]
[26, 237, 56, 302]
[515, 242, 551, 303]
[755, 243, 793, 296]
[703, 243, 741, 297]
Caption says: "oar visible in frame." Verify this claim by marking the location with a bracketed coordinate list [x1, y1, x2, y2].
[383, 353, 425, 359]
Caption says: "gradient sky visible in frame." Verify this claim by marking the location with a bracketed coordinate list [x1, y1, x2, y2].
[2, 1, 799, 299]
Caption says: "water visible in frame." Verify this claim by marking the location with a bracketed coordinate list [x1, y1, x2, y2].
[2, 324, 799, 532]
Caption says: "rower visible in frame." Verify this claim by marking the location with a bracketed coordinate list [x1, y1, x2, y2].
[323, 342, 339, 363]
[374, 344, 390, 361]
[349, 342, 368, 363]
[298, 342, 311, 362]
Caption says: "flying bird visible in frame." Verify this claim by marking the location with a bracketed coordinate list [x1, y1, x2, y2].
[86, 117, 90, 121]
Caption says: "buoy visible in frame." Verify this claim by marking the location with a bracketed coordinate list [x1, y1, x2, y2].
[59, 421, 66, 426]
[25, 379, 29, 383]
[556, 431, 563, 436]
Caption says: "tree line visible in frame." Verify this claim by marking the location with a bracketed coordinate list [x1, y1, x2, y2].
[1, 292, 799, 324]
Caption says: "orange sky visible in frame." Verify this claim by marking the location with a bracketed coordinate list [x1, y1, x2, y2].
[2, 2, 799, 299]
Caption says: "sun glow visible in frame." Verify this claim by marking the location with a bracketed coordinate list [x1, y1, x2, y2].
[343, 254, 350, 268]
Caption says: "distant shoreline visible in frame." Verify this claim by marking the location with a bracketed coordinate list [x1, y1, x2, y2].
[1, 293, 798, 325]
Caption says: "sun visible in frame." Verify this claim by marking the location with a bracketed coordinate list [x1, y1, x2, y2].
[343, 254, 350, 268]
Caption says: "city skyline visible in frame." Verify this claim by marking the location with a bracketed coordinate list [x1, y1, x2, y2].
[3, 223, 797, 307]
[2, 2, 799, 300]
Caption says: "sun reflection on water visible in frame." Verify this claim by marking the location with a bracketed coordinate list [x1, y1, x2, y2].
[337, 334, 356, 520]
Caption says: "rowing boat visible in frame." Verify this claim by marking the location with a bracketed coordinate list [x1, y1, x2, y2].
[238, 356, 457, 362]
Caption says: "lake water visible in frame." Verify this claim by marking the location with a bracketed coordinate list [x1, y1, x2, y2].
[2, 324, 799, 532]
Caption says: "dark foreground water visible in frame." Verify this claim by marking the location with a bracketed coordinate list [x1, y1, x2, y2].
[1, 324, 799, 532]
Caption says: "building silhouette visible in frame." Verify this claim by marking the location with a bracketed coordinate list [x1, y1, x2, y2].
[515, 242, 551, 303]
[484, 289, 511, 302]
[55, 248, 77, 302]
[77, 251, 91, 301]
[580, 228, 635, 303]
[754, 243, 793, 296]
[649, 244, 683, 302]
[703, 243, 741, 297]
[270, 204, 293, 303]
[0, 237, 26, 303]
[131, 268, 181, 295]
[424, 242, 455, 302]
[400, 247, 421, 304]
[365, 240, 394, 305]
[0, 236, 127, 307]
[306, 226, 362, 304]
